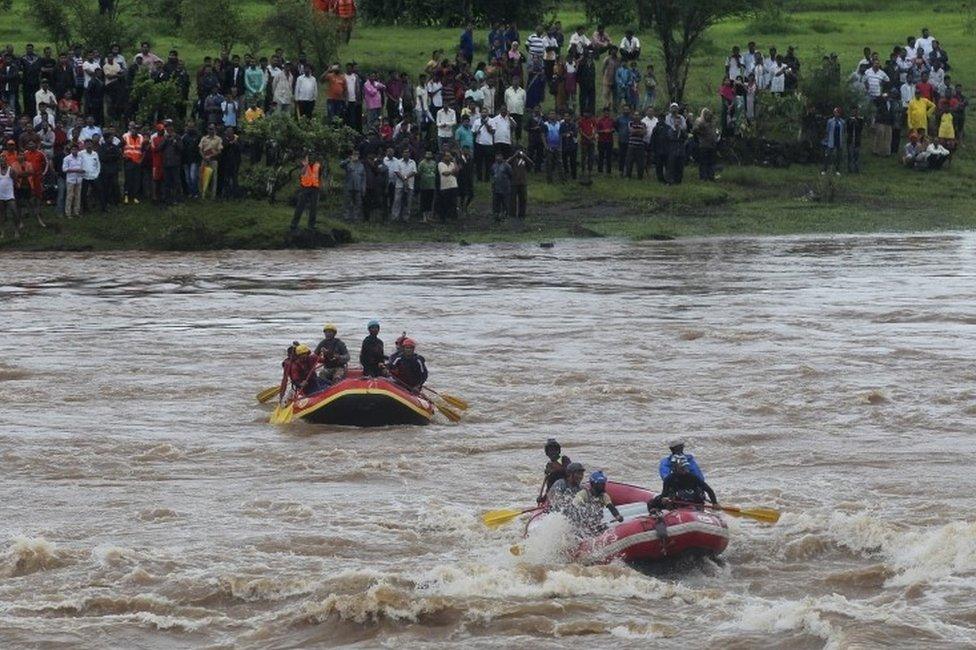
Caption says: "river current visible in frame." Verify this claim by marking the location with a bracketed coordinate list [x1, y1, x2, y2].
[1, 235, 975, 648]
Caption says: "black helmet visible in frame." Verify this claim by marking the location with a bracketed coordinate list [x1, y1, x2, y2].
[544, 438, 560, 451]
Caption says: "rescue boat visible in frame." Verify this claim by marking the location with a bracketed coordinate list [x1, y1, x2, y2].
[526, 481, 729, 564]
[289, 368, 434, 427]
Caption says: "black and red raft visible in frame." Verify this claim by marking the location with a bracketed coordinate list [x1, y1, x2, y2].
[288, 368, 435, 427]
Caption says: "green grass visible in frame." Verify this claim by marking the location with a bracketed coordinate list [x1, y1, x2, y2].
[1, 1, 975, 250]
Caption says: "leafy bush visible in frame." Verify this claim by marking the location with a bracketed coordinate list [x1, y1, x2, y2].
[129, 68, 184, 126]
[263, 0, 339, 72]
[582, 0, 635, 28]
[181, 0, 255, 54]
[28, 0, 139, 53]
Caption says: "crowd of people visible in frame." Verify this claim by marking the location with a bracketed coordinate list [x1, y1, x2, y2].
[0, 21, 968, 240]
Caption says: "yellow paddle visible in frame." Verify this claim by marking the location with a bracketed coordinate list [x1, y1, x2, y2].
[432, 399, 461, 423]
[673, 500, 780, 524]
[270, 402, 294, 424]
[424, 387, 469, 410]
[256, 385, 280, 403]
[481, 506, 537, 529]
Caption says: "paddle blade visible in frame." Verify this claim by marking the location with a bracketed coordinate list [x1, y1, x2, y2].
[270, 403, 294, 424]
[481, 508, 525, 529]
[256, 386, 280, 403]
[434, 401, 462, 423]
[722, 505, 780, 524]
[440, 393, 469, 410]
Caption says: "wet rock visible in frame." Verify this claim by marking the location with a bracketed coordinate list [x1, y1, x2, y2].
[539, 242, 554, 249]
[284, 228, 338, 249]
[569, 224, 605, 238]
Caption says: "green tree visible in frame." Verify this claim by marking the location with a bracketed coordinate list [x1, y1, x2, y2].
[181, 0, 254, 55]
[263, 0, 339, 72]
[28, 0, 138, 53]
[128, 67, 184, 125]
[640, 0, 761, 103]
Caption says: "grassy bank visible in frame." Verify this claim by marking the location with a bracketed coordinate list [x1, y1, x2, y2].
[1, 2, 974, 250]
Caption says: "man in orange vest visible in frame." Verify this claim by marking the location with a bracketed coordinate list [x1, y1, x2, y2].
[122, 121, 144, 204]
[290, 151, 325, 231]
[336, 0, 356, 44]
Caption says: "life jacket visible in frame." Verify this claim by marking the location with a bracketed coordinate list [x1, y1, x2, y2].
[287, 354, 319, 384]
[123, 133, 143, 164]
[544, 456, 571, 489]
[300, 162, 321, 188]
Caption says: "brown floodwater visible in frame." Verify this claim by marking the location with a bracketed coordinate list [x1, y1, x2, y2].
[1, 235, 975, 648]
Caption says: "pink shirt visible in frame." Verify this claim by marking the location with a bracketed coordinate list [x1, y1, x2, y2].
[364, 80, 385, 110]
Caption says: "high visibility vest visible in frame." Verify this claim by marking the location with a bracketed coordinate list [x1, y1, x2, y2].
[300, 162, 321, 188]
[123, 133, 144, 164]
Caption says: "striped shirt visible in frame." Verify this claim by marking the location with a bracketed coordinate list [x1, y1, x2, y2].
[526, 34, 546, 57]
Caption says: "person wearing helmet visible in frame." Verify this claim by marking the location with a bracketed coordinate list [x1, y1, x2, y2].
[648, 454, 717, 511]
[389, 337, 428, 391]
[314, 323, 350, 384]
[571, 471, 624, 532]
[537, 438, 572, 503]
[547, 461, 585, 510]
[360, 320, 387, 377]
[388, 331, 408, 366]
[658, 438, 705, 482]
[278, 342, 325, 403]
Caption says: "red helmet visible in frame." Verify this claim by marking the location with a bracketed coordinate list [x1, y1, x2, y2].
[401, 338, 416, 348]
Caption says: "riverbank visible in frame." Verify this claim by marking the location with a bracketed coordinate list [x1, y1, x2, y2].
[4, 155, 975, 251]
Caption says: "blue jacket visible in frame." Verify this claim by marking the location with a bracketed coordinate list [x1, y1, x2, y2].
[823, 116, 846, 149]
[659, 453, 705, 482]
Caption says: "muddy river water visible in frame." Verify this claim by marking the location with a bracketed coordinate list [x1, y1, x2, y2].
[1, 234, 975, 648]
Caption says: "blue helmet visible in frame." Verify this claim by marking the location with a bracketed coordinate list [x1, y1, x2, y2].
[367, 319, 380, 329]
[589, 470, 607, 485]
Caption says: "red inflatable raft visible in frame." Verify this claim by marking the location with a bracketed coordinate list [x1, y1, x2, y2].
[526, 481, 729, 564]
[289, 369, 434, 427]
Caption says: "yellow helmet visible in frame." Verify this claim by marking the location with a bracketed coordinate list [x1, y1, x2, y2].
[322, 323, 337, 332]
[295, 344, 311, 356]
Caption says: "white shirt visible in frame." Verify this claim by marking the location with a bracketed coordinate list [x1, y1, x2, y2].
[79, 125, 103, 141]
[344, 73, 359, 102]
[863, 68, 889, 97]
[34, 89, 57, 115]
[32, 113, 55, 129]
[395, 158, 416, 189]
[915, 36, 935, 56]
[414, 85, 430, 115]
[743, 51, 757, 75]
[770, 63, 786, 93]
[82, 60, 100, 87]
[294, 75, 317, 101]
[619, 36, 641, 54]
[904, 45, 917, 61]
[426, 81, 443, 108]
[0, 167, 14, 200]
[436, 107, 457, 138]
[504, 86, 526, 114]
[569, 33, 590, 52]
[726, 56, 742, 79]
[488, 114, 513, 144]
[272, 70, 294, 104]
[79, 150, 100, 180]
[62, 153, 85, 184]
[473, 115, 493, 145]
[526, 34, 546, 57]
[438, 161, 458, 190]
[900, 82, 914, 107]
[641, 116, 657, 144]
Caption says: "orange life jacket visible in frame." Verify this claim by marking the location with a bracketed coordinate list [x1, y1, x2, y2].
[336, 0, 356, 18]
[300, 162, 321, 188]
[123, 133, 144, 164]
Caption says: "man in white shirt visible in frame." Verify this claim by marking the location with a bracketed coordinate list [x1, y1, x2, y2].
[726, 46, 743, 80]
[504, 79, 526, 142]
[641, 107, 657, 174]
[391, 147, 417, 222]
[425, 77, 443, 111]
[904, 37, 917, 62]
[488, 107, 515, 158]
[915, 28, 934, 57]
[293, 65, 318, 117]
[34, 80, 56, 118]
[343, 63, 362, 132]
[743, 42, 758, 76]
[79, 116, 103, 142]
[862, 61, 889, 98]
[82, 53, 100, 88]
[472, 112, 494, 181]
[436, 104, 457, 150]
[62, 143, 85, 217]
[619, 30, 641, 61]
[568, 26, 591, 56]
[415, 74, 432, 134]
[78, 139, 101, 214]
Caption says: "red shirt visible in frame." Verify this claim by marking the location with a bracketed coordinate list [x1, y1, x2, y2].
[596, 116, 615, 143]
[579, 116, 596, 142]
[916, 81, 934, 101]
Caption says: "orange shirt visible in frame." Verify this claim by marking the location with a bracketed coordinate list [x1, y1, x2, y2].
[325, 72, 346, 101]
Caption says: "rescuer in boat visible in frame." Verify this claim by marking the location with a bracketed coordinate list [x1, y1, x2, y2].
[570, 471, 624, 533]
[314, 323, 350, 384]
[360, 320, 387, 377]
[658, 438, 705, 481]
[547, 461, 585, 509]
[278, 344, 324, 402]
[648, 455, 718, 511]
[388, 332, 408, 365]
[389, 338, 428, 391]
[537, 438, 572, 503]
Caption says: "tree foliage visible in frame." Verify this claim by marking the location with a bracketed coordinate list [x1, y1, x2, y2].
[181, 0, 254, 55]
[582, 0, 635, 28]
[641, 0, 760, 103]
[357, 0, 553, 27]
[129, 68, 184, 126]
[263, 0, 339, 71]
[28, 0, 139, 53]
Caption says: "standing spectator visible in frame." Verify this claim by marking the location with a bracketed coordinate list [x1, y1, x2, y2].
[526, 107, 544, 172]
[294, 65, 318, 118]
[414, 74, 431, 138]
[344, 62, 363, 132]
[614, 104, 631, 174]
[459, 25, 475, 64]
[340, 150, 366, 221]
[489, 152, 512, 221]
[569, 26, 591, 57]
[457, 146, 475, 217]
[417, 150, 437, 223]
[0, 156, 18, 238]
[322, 65, 345, 120]
[198, 124, 223, 199]
[271, 62, 294, 115]
[135, 42, 163, 72]
[595, 107, 614, 175]
[34, 80, 56, 120]
[591, 26, 613, 55]
[221, 89, 240, 129]
[504, 79, 526, 142]
[544, 111, 563, 183]
[79, 138, 100, 212]
[97, 127, 122, 210]
[218, 128, 241, 199]
[391, 147, 416, 222]
[624, 112, 646, 179]
[180, 121, 201, 199]
[84, 69, 105, 125]
[21, 140, 47, 228]
[783, 46, 800, 92]
[642, 64, 657, 110]
[692, 108, 717, 181]
[821, 107, 845, 175]
[437, 151, 459, 221]
[436, 103, 457, 151]
[664, 103, 687, 184]
[872, 94, 894, 157]
[62, 142, 84, 217]
[863, 60, 889, 99]
[508, 149, 532, 220]
[363, 73, 386, 129]
[243, 60, 265, 107]
[579, 110, 596, 179]
[102, 53, 124, 121]
[619, 30, 641, 62]
[577, 49, 597, 116]
[1, 52, 23, 115]
[489, 106, 515, 158]
[121, 122, 143, 204]
[907, 89, 935, 136]
[160, 122, 183, 204]
[291, 153, 324, 231]
[601, 48, 620, 110]
[559, 111, 578, 180]
[526, 26, 547, 60]
[20, 44, 41, 118]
